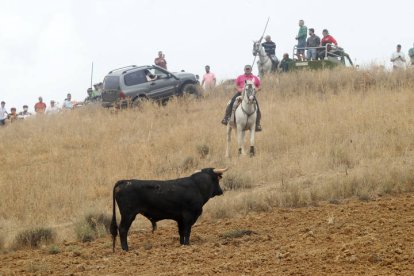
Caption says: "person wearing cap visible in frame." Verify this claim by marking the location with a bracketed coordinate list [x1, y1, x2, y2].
[18, 105, 32, 119]
[391, 44, 406, 70]
[47, 100, 60, 114]
[0, 101, 8, 126]
[201, 65, 216, 90]
[295, 20, 307, 61]
[261, 35, 278, 71]
[154, 51, 167, 69]
[318, 29, 337, 60]
[221, 65, 262, 131]
[34, 96, 47, 114]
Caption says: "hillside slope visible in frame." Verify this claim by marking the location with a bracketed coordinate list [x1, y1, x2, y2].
[1, 193, 413, 275]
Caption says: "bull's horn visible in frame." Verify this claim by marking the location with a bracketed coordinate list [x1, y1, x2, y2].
[193, 169, 202, 174]
[213, 168, 229, 174]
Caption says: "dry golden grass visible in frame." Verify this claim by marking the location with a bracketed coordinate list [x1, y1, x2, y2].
[1, 67, 414, 245]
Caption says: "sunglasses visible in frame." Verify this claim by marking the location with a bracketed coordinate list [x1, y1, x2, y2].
[245, 68, 251, 71]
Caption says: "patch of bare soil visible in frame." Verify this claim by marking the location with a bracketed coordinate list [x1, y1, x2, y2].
[1, 193, 413, 275]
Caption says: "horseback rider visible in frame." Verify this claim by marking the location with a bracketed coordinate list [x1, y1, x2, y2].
[261, 35, 278, 71]
[221, 65, 262, 131]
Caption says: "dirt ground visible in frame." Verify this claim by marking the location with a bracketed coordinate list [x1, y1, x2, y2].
[1, 193, 413, 275]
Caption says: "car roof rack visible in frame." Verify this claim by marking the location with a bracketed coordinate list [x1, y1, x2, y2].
[109, 65, 137, 74]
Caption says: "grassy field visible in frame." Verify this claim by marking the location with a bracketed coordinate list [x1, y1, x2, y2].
[1, 67, 413, 247]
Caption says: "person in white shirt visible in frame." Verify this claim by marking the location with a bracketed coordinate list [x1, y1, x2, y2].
[390, 44, 406, 70]
[0, 101, 8, 126]
[17, 105, 32, 119]
[46, 100, 61, 114]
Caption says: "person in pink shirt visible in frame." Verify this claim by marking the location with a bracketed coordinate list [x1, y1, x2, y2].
[221, 64, 262, 131]
[201, 65, 216, 90]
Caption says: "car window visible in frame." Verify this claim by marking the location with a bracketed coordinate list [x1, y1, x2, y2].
[148, 68, 168, 79]
[124, 70, 147, 86]
[103, 76, 120, 90]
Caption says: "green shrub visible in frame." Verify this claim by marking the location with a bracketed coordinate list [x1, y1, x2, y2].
[48, 244, 60, 254]
[12, 227, 55, 250]
[221, 173, 253, 191]
[75, 212, 111, 242]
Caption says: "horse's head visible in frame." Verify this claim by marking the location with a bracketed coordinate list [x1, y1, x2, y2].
[243, 80, 256, 104]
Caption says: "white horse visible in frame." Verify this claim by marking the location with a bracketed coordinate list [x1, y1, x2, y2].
[252, 41, 273, 77]
[225, 80, 257, 158]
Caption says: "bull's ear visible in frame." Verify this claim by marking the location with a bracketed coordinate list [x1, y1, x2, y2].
[213, 168, 228, 174]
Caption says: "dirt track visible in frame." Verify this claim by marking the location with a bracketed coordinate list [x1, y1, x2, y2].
[1, 193, 413, 275]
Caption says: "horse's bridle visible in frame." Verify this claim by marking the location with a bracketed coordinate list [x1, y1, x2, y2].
[241, 84, 257, 116]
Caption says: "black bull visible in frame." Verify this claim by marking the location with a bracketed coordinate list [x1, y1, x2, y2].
[110, 168, 228, 251]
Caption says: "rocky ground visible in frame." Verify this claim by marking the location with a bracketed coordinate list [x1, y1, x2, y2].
[1, 193, 413, 275]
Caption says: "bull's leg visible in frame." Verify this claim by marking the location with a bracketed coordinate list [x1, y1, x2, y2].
[184, 226, 192, 245]
[225, 125, 232, 158]
[177, 221, 185, 245]
[119, 214, 135, 251]
[151, 220, 157, 233]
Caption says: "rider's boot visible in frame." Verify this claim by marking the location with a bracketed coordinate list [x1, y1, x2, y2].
[221, 104, 232, 125]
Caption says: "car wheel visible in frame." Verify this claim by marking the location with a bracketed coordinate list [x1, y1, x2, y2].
[132, 96, 148, 108]
[180, 84, 203, 98]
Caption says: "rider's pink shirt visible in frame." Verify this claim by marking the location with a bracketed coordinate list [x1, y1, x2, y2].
[235, 74, 261, 92]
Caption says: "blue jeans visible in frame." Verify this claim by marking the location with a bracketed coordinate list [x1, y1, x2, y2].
[307, 48, 317, 60]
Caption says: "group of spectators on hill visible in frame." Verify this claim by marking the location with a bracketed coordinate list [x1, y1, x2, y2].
[0, 83, 103, 127]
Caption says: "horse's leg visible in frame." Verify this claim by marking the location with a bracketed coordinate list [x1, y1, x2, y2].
[241, 129, 247, 155]
[249, 124, 256, 157]
[237, 127, 243, 156]
[225, 125, 232, 158]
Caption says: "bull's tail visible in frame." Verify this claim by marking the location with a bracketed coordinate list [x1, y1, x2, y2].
[110, 181, 120, 253]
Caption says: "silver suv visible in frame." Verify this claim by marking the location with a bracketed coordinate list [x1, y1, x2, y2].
[101, 65, 201, 107]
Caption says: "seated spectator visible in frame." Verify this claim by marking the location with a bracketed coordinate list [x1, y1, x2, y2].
[17, 105, 32, 119]
[34, 97, 47, 114]
[0, 101, 8, 126]
[279, 53, 293, 72]
[145, 70, 158, 81]
[47, 100, 61, 114]
[9, 107, 18, 123]
[318, 29, 338, 60]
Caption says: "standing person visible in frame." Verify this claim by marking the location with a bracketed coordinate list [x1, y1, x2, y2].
[295, 19, 307, 61]
[62, 93, 74, 110]
[154, 51, 167, 69]
[319, 29, 338, 59]
[0, 101, 8, 126]
[34, 97, 47, 114]
[17, 105, 32, 119]
[390, 44, 406, 70]
[47, 100, 60, 114]
[408, 43, 414, 66]
[201, 65, 216, 90]
[306, 28, 321, 60]
[261, 35, 278, 70]
[221, 65, 262, 131]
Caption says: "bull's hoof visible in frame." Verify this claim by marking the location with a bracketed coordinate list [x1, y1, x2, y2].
[250, 146, 255, 157]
